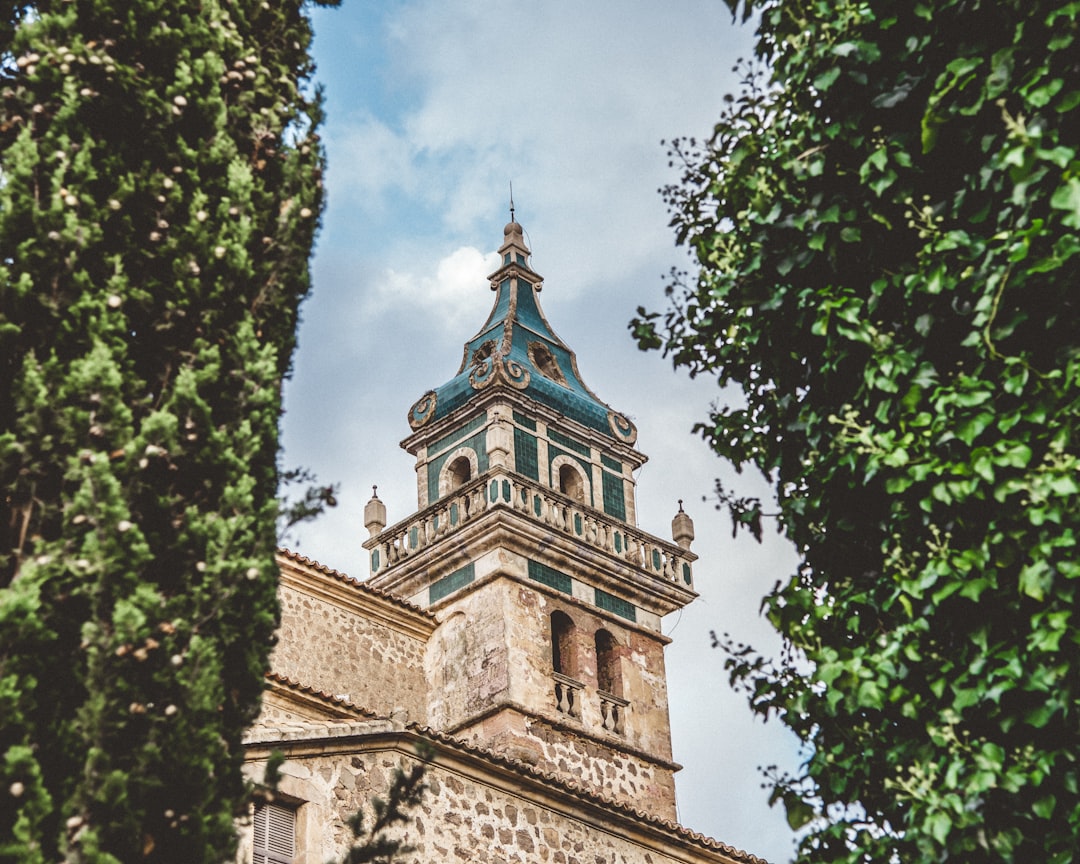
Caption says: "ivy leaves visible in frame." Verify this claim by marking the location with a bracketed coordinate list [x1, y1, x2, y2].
[637, 1, 1080, 860]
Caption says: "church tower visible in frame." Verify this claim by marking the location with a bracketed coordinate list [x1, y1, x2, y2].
[362, 218, 699, 821]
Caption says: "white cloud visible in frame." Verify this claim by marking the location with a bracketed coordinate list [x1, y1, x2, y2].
[363, 245, 501, 335]
[324, 113, 419, 212]
[319, 1, 757, 283]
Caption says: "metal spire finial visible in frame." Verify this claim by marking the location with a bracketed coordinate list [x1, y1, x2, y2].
[509, 181, 515, 223]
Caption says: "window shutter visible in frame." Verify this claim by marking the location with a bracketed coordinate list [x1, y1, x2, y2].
[253, 802, 295, 864]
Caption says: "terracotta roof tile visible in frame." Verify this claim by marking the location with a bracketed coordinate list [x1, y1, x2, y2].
[276, 548, 437, 621]
[264, 671, 380, 719]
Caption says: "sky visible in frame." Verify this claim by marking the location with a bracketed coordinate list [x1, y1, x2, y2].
[281, 3, 803, 861]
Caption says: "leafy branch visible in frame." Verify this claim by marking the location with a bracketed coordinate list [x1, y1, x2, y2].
[336, 745, 430, 864]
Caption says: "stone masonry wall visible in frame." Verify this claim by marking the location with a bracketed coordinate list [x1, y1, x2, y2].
[271, 580, 429, 722]
[241, 743, 746, 864]
[428, 577, 675, 756]
[425, 576, 678, 819]
[458, 710, 678, 821]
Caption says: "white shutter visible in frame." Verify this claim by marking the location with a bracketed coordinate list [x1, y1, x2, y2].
[253, 802, 295, 864]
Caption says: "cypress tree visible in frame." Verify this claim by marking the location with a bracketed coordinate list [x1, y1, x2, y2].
[0, 1, 336, 860]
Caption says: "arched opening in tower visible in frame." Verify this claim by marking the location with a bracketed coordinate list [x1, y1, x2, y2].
[595, 629, 620, 697]
[550, 610, 576, 677]
[447, 455, 472, 491]
[558, 464, 585, 503]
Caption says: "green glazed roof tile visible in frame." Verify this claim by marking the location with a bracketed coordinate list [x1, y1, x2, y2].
[407, 221, 637, 446]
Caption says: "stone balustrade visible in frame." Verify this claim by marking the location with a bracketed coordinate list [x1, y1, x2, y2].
[365, 469, 694, 589]
[553, 672, 582, 719]
[552, 673, 628, 736]
[598, 691, 628, 735]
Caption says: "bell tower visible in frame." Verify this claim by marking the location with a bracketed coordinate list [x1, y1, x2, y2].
[363, 218, 698, 820]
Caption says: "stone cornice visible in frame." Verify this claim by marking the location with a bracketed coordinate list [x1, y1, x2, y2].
[400, 389, 648, 469]
[364, 472, 698, 618]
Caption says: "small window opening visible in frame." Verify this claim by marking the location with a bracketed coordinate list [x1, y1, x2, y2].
[558, 464, 585, 502]
[448, 455, 472, 491]
[551, 611, 576, 677]
[595, 629, 620, 696]
[253, 801, 295, 864]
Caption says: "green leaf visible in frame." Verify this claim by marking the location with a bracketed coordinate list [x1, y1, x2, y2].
[814, 67, 842, 91]
[1019, 560, 1052, 601]
[1033, 794, 1057, 819]
[926, 811, 952, 845]
[1051, 179, 1080, 229]
[784, 796, 815, 831]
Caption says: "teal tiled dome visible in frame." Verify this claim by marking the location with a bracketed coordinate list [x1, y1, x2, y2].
[407, 221, 637, 445]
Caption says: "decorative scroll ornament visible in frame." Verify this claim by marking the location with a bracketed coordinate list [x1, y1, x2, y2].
[608, 411, 638, 445]
[468, 340, 499, 390]
[468, 339, 531, 392]
[408, 390, 438, 430]
[503, 358, 530, 390]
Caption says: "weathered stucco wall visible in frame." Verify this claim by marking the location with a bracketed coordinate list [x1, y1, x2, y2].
[425, 589, 510, 728]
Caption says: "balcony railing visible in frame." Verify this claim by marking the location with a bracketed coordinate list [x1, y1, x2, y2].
[552, 674, 628, 736]
[553, 672, 582, 719]
[598, 690, 628, 735]
[364, 468, 694, 589]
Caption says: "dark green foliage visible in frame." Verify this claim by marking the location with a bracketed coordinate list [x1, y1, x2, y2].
[338, 749, 428, 864]
[0, 0, 336, 860]
[634, 1, 1080, 860]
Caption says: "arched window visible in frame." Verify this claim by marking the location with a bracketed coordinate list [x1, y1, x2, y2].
[437, 447, 479, 499]
[550, 611, 576, 677]
[447, 455, 471, 490]
[595, 629, 620, 696]
[551, 610, 580, 718]
[551, 455, 589, 504]
[558, 464, 585, 502]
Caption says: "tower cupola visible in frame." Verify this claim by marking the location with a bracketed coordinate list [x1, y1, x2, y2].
[405, 219, 638, 447]
[498, 219, 531, 270]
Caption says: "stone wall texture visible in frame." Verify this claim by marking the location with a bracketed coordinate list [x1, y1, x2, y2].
[271, 578, 429, 723]
[457, 710, 678, 821]
[424, 576, 678, 817]
[241, 743, 744, 864]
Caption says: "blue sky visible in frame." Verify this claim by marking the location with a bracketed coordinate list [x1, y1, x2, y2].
[281, 3, 802, 861]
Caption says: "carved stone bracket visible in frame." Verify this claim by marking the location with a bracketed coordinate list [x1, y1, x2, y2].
[408, 390, 438, 430]
[607, 411, 638, 445]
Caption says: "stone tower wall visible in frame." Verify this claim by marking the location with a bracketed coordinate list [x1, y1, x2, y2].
[424, 575, 678, 817]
